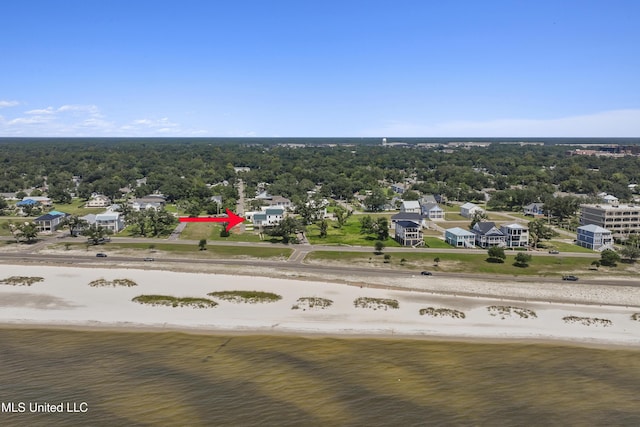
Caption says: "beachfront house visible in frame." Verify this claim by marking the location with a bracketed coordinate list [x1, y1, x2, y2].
[95, 212, 125, 233]
[576, 224, 614, 251]
[471, 221, 506, 248]
[445, 227, 476, 248]
[34, 210, 68, 233]
[394, 220, 424, 246]
[500, 223, 529, 248]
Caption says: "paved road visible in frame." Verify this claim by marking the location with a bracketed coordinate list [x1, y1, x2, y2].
[0, 251, 633, 290]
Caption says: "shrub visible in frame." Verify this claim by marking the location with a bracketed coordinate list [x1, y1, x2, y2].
[0, 276, 44, 286]
[292, 297, 333, 310]
[207, 290, 282, 303]
[353, 297, 399, 310]
[132, 295, 218, 308]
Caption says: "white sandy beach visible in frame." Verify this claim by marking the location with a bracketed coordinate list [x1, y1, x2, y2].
[1, 263, 639, 347]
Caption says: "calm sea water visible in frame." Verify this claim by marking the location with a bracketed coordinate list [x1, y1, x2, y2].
[0, 329, 639, 426]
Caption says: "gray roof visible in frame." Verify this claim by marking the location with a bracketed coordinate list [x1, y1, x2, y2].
[396, 220, 421, 229]
[473, 222, 504, 236]
[446, 227, 475, 237]
[578, 224, 610, 233]
[421, 202, 442, 211]
[391, 212, 423, 222]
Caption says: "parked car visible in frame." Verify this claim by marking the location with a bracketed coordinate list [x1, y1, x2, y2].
[96, 253, 108, 258]
[420, 271, 433, 276]
[562, 275, 579, 281]
[143, 257, 155, 262]
[548, 250, 560, 254]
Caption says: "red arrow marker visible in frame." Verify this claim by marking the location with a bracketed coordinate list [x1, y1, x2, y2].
[179, 209, 245, 232]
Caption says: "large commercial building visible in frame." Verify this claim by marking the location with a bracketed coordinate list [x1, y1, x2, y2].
[579, 204, 640, 238]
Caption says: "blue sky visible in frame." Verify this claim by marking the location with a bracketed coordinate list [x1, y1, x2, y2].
[1, 1, 639, 137]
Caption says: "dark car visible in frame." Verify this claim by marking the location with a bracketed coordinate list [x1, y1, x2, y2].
[420, 271, 433, 276]
[562, 275, 579, 281]
[96, 253, 108, 258]
[548, 250, 560, 254]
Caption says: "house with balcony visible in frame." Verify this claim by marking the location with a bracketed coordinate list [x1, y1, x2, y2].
[500, 223, 529, 248]
[576, 224, 613, 251]
[394, 220, 424, 246]
[421, 202, 444, 220]
[445, 227, 476, 248]
[85, 194, 111, 208]
[471, 221, 506, 248]
[34, 211, 68, 233]
[95, 212, 125, 233]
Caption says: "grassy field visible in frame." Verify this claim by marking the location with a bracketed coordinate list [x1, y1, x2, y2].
[306, 250, 618, 277]
[306, 215, 402, 247]
[543, 240, 595, 253]
[50, 199, 105, 216]
[55, 242, 293, 259]
[179, 223, 262, 243]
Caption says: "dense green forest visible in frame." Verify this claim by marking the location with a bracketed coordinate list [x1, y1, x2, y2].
[1, 139, 639, 209]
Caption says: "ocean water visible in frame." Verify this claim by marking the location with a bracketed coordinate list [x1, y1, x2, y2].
[0, 329, 639, 426]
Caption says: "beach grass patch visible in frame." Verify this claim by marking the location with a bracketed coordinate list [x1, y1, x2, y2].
[89, 278, 138, 287]
[291, 297, 333, 310]
[132, 295, 218, 308]
[487, 305, 537, 319]
[207, 290, 282, 303]
[0, 276, 44, 286]
[354, 297, 399, 310]
[419, 307, 466, 319]
[563, 315, 612, 327]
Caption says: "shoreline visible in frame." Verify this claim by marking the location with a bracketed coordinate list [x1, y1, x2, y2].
[0, 263, 639, 349]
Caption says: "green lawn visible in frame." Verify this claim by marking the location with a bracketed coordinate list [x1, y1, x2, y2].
[179, 222, 262, 243]
[306, 215, 402, 247]
[544, 240, 595, 253]
[56, 242, 292, 259]
[306, 250, 619, 277]
[52, 199, 105, 216]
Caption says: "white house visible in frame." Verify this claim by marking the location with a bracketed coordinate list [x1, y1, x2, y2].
[421, 202, 444, 220]
[400, 200, 421, 214]
[95, 212, 125, 233]
[500, 223, 529, 248]
[250, 207, 285, 227]
[85, 194, 111, 208]
[460, 202, 483, 219]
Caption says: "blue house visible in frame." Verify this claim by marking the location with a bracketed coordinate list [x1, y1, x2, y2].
[577, 224, 613, 251]
[445, 227, 476, 248]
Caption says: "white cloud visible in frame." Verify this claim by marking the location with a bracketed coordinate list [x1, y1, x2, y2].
[366, 109, 640, 137]
[0, 102, 208, 136]
[0, 100, 20, 108]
